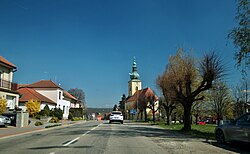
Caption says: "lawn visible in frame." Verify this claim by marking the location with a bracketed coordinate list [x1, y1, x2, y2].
[154, 122, 216, 140]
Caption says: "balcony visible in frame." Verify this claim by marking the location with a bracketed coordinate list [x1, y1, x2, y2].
[0, 79, 18, 91]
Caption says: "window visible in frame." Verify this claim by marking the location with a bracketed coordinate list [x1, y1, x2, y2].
[136, 86, 138, 91]
[59, 91, 61, 100]
[63, 105, 65, 114]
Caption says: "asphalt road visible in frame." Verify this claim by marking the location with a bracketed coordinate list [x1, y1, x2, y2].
[0, 121, 249, 154]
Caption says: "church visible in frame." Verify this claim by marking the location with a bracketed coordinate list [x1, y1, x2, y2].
[125, 58, 159, 120]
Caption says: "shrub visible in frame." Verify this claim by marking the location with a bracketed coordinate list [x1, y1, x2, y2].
[35, 114, 41, 120]
[69, 108, 84, 118]
[35, 121, 43, 126]
[39, 104, 51, 117]
[0, 98, 7, 114]
[49, 117, 59, 123]
[68, 112, 73, 120]
[71, 117, 83, 121]
[51, 108, 63, 120]
[26, 99, 41, 117]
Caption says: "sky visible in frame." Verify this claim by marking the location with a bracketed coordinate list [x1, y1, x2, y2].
[0, 0, 242, 108]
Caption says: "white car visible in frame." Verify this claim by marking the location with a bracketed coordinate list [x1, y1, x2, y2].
[109, 111, 123, 124]
[0, 115, 11, 127]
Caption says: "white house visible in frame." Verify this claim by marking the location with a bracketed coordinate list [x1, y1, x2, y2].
[22, 80, 71, 119]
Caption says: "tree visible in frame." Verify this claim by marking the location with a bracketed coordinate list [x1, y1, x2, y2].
[0, 98, 7, 114]
[232, 79, 250, 116]
[146, 94, 159, 123]
[113, 104, 118, 111]
[157, 73, 177, 125]
[68, 88, 86, 105]
[208, 80, 233, 125]
[158, 49, 224, 131]
[228, 0, 250, 67]
[25, 99, 41, 117]
[119, 94, 126, 113]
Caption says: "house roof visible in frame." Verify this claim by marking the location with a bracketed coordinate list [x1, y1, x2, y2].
[63, 90, 78, 101]
[17, 88, 56, 105]
[126, 87, 158, 103]
[25, 80, 62, 89]
[0, 56, 16, 69]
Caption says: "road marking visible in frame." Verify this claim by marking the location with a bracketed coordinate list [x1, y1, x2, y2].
[81, 124, 100, 136]
[63, 124, 101, 146]
[49, 152, 55, 154]
[63, 137, 80, 146]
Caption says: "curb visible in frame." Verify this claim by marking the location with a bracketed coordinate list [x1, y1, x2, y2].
[0, 120, 86, 140]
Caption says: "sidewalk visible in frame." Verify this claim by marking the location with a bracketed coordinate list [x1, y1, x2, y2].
[0, 119, 85, 139]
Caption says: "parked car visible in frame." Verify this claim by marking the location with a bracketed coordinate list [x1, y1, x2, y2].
[197, 120, 206, 125]
[109, 111, 123, 124]
[0, 115, 11, 127]
[1, 112, 16, 126]
[215, 112, 250, 144]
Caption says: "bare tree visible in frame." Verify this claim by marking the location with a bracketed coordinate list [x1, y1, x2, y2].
[209, 80, 233, 125]
[68, 88, 86, 107]
[158, 49, 224, 131]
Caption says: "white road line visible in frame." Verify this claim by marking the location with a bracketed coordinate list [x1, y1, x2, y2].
[63, 137, 80, 146]
[63, 124, 101, 147]
[49, 152, 55, 154]
[81, 124, 101, 136]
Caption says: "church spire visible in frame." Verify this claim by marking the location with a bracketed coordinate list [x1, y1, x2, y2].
[129, 57, 140, 80]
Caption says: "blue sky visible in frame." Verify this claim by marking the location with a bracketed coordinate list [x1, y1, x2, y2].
[0, 0, 241, 107]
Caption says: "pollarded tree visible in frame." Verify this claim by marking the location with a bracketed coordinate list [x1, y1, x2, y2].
[0, 98, 7, 114]
[159, 49, 224, 131]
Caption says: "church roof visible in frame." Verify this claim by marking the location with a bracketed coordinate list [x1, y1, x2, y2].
[126, 87, 158, 103]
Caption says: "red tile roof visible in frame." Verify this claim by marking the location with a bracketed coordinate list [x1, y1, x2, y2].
[17, 88, 56, 105]
[0, 56, 16, 69]
[126, 90, 142, 102]
[126, 87, 158, 103]
[63, 90, 78, 101]
[26, 80, 62, 89]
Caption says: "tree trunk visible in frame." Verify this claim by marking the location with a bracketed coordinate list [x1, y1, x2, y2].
[152, 103, 155, 123]
[144, 107, 148, 122]
[183, 103, 192, 131]
[195, 113, 198, 125]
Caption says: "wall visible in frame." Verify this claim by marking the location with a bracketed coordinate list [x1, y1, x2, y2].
[128, 79, 142, 97]
[0, 91, 19, 109]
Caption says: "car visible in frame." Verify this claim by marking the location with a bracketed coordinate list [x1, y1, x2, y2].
[109, 111, 123, 124]
[215, 112, 250, 144]
[197, 120, 206, 125]
[0, 115, 11, 127]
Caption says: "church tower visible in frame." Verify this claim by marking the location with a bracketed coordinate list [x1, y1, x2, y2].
[128, 58, 142, 97]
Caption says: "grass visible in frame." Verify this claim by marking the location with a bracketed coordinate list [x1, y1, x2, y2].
[155, 122, 216, 140]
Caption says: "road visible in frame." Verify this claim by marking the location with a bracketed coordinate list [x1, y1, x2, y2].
[0, 121, 249, 154]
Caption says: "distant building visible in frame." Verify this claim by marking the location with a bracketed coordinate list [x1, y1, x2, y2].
[125, 58, 159, 120]
[0, 56, 19, 110]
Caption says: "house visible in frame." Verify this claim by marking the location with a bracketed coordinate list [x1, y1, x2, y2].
[17, 87, 56, 111]
[19, 80, 72, 119]
[63, 90, 81, 108]
[0, 56, 19, 110]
